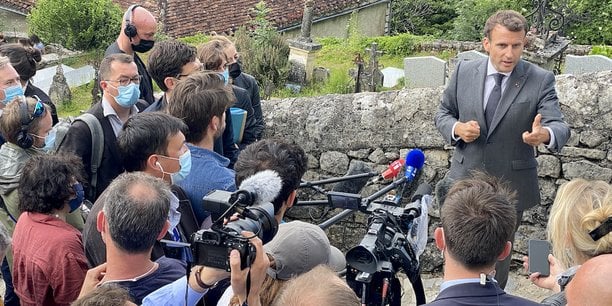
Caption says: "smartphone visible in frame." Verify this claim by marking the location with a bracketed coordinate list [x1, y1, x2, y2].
[528, 239, 551, 277]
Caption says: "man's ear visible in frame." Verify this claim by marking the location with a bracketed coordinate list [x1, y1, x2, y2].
[146, 155, 162, 172]
[434, 227, 446, 251]
[482, 36, 491, 53]
[498, 241, 512, 261]
[284, 190, 297, 209]
[164, 77, 176, 91]
[96, 211, 106, 233]
[157, 220, 170, 240]
[99, 80, 108, 91]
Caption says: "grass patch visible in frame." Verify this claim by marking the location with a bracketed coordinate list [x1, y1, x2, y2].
[56, 81, 96, 117]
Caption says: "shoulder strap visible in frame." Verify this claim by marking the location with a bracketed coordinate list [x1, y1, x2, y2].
[77, 113, 104, 200]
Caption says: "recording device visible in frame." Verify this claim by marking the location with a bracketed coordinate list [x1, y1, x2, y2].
[345, 182, 432, 306]
[191, 170, 282, 271]
[528, 239, 551, 277]
[404, 149, 425, 182]
[368, 159, 404, 185]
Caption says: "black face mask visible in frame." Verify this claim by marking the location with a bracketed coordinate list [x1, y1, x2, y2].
[228, 62, 242, 79]
[132, 39, 155, 53]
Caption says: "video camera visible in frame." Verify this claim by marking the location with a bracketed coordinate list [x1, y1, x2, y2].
[191, 170, 282, 271]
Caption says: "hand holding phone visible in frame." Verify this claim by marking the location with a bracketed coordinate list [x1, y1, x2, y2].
[528, 239, 551, 277]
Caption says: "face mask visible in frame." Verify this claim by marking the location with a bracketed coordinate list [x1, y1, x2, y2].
[69, 183, 85, 213]
[132, 39, 155, 53]
[110, 83, 140, 108]
[157, 150, 192, 184]
[220, 68, 230, 85]
[2, 84, 24, 105]
[43, 128, 56, 152]
[229, 62, 242, 79]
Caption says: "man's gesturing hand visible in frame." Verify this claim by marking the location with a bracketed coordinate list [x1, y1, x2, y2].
[522, 114, 550, 147]
[455, 120, 481, 143]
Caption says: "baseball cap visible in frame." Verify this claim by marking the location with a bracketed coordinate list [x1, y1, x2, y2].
[264, 220, 346, 280]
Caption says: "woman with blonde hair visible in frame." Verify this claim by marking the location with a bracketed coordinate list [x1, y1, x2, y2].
[525, 178, 612, 305]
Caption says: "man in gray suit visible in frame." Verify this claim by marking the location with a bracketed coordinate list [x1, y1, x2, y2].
[435, 10, 570, 289]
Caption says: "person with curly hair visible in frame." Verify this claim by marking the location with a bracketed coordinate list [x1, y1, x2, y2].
[11, 153, 88, 306]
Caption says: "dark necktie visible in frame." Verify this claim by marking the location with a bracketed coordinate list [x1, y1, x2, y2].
[485, 73, 505, 128]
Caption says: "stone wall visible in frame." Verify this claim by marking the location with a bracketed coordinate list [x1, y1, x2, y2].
[261, 70, 612, 272]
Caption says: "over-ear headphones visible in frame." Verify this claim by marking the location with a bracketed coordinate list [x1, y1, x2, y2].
[16, 99, 35, 149]
[123, 4, 141, 39]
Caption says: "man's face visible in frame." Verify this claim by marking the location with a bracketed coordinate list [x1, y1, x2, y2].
[167, 59, 203, 92]
[132, 17, 157, 44]
[100, 61, 139, 103]
[32, 111, 53, 148]
[483, 25, 526, 73]
[0, 64, 21, 104]
[155, 132, 188, 183]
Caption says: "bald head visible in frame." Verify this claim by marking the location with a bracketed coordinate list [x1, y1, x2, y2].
[566, 254, 612, 306]
[120, 6, 157, 53]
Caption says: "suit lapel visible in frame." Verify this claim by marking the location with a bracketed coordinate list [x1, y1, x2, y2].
[473, 59, 488, 134]
[488, 60, 528, 136]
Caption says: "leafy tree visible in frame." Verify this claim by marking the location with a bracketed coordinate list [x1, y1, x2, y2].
[562, 0, 611, 45]
[390, 0, 457, 37]
[28, 0, 122, 105]
[234, 1, 289, 99]
[450, 0, 529, 41]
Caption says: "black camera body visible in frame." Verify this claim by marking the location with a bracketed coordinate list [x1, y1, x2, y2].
[191, 228, 256, 271]
[190, 189, 278, 271]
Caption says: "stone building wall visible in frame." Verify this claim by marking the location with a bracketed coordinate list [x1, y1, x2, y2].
[260, 70, 612, 272]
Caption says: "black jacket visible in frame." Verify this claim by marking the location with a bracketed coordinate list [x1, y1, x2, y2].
[233, 73, 264, 139]
[232, 85, 260, 146]
[57, 102, 124, 202]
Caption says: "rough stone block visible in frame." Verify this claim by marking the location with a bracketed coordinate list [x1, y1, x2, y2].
[347, 149, 371, 159]
[537, 154, 561, 178]
[564, 55, 612, 75]
[404, 56, 447, 88]
[563, 160, 612, 181]
[579, 130, 606, 148]
[319, 151, 349, 175]
[560, 147, 607, 160]
[368, 148, 387, 164]
[306, 153, 319, 169]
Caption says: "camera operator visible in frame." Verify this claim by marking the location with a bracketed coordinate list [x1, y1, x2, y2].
[90, 172, 185, 304]
[76, 232, 269, 306]
[83, 112, 197, 267]
[428, 172, 539, 306]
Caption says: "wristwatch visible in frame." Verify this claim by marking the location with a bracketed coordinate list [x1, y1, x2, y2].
[194, 266, 219, 290]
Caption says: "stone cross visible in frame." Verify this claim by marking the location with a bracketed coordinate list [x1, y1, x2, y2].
[298, 0, 315, 43]
[365, 43, 384, 91]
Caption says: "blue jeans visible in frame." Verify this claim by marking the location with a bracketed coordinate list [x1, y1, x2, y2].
[2, 257, 20, 306]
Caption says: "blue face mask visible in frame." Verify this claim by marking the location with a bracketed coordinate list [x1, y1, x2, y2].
[2, 84, 25, 105]
[43, 128, 56, 152]
[157, 150, 192, 184]
[69, 183, 85, 213]
[111, 83, 140, 108]
[220, 68, 230, 85]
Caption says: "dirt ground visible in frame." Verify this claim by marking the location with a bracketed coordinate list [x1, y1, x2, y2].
[401, 271, 551, 305]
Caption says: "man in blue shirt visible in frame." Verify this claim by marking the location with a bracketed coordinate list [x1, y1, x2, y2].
[428, 172, 539, 306]
[167, 72, 237, 227]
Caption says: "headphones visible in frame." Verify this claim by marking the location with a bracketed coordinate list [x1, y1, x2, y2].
[123, 4, 141, 39]
[16, 99, 35, 149]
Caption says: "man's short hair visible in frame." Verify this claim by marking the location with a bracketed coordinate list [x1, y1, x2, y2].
[118, 112, 188, 172]
[0, 97, 50, 144]
[19, 153, 85, 214]
[103, 172, 170, 254]
[99, 53, 134, 81]
[483, 10, 527, 39]
[167, 72, 234, 143]
[235, 139, 308, 214]
[272, 265, 360, 306]
[441, 171, 517, 270]
[0, 43, 41, 81]
[197, 40, 227, 71]
[0, 55, 9, 69]
[147, 40, 197, 92]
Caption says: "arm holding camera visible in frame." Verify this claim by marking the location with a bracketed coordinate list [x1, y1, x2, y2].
[230, 231, 269, 306]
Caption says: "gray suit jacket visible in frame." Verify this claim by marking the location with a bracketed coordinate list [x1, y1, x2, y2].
[435, 58, 570, 211]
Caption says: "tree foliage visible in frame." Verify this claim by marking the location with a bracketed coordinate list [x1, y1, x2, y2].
[563, 0, 611, 45]
[28, 0, 122, 51]
[390, 0, 457, 37]
[450, 0, 529, 41]
[234, 1, 289, 99]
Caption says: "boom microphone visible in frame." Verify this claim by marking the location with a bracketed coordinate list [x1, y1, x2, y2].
[404, 149, 425, 182]
[332, 161, 373, 194]
[368, 159, 404, 185]
[230, 170, 283, 206]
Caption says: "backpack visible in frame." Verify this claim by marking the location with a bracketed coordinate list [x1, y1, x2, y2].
[53, 113, 104, 201]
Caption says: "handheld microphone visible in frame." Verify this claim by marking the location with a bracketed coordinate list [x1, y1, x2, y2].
[404, 149, 425, 182]
[331, 161, 372, 194]
[368, 159, 404, 185]
[230, 170, 283, 206]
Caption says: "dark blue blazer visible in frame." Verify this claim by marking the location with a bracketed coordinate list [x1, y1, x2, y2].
[427, 282, 541, 306]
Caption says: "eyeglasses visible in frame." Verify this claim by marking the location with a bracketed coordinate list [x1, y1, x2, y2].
[176, 64, 205, 79]
[106, 75, 142, 86]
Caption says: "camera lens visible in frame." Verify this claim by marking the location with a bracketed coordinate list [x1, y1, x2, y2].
[225, 202, 278, 244]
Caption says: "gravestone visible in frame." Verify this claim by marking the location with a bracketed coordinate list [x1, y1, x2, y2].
[381, 67, 404, 88]
[287, 0, 322, 84]
[403, 56, 447, 88]
[48, 65, 71, 105]
[456, 50, 487, 62]
[32, 64, 95, 94]
[564, 55, 612, 75]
